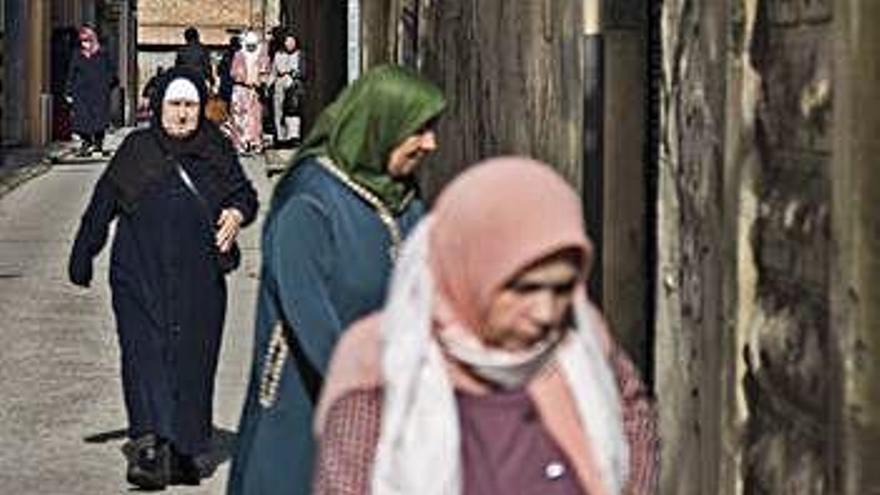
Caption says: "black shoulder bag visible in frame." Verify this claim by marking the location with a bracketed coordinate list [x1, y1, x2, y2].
[175, 162, 242, 275]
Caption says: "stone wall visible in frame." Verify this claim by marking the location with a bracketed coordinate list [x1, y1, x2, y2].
[138, 0, 265, 45]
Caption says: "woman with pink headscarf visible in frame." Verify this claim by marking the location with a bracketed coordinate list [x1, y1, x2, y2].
[312, 157, 659, 494]
[230, 31, 270, 154]
[66, 24, 115, 156]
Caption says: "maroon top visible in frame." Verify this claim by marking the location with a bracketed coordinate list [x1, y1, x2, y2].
[456, 388, 585, 495]
[313, 343, 659, 495]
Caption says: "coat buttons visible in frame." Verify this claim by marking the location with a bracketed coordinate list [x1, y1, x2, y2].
[545, 461, 566, 480]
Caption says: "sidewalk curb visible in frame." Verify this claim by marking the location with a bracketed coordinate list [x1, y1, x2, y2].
[0, 160, 52, 199]
[0, 128, 136, 200]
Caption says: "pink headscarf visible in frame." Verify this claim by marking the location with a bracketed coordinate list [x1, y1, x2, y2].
[429, 157, 593, 334]
[78, 25, 100, 58]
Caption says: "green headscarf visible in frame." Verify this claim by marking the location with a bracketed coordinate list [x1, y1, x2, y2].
[282, 64, 446, 212]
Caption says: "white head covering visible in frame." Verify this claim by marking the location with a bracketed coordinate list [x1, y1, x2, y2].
[243, 31, 260, 50]
[163, 78, 201, 103]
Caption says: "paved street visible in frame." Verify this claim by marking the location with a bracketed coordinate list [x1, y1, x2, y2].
[0, 138, 274, 494]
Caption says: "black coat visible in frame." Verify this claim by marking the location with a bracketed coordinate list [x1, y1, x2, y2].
[68, 129, 258, 454]
[66, 50, 114, 134]
[176, 43, 214, 87]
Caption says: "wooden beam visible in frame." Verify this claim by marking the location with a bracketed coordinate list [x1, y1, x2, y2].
[832, 0, 880, 492]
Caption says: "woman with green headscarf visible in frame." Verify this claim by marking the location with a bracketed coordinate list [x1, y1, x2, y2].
[227, 65, 446, 495]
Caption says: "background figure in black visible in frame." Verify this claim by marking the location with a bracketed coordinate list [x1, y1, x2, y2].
[142, 66, 165, 101]
[66, 24, 114, 156]
[217, 36, 241, 105]
[139, 66, 166, 121]
[51, 26, 79, 141]
[267, 25, 285, 59]
[175, 27, 214, 90]
[68, 68, 259, 491]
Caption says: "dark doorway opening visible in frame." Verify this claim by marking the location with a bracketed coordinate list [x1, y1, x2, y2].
[281, 0, 349, 136]
[584, 1, 659, 383]
[643, 0, 662, 388]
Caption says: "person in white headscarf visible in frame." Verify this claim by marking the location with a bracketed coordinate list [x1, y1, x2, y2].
[231, 30, 270, 154]
[268, 31, 304, 146]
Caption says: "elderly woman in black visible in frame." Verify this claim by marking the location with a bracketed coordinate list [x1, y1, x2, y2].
[68, 67, 258, 490]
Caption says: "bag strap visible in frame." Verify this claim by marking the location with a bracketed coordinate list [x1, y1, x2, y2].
[150, 130, 217, 225]
[176, 163, 215, 222]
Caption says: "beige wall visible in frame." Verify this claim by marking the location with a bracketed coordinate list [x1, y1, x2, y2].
[138, 0, 281, 45]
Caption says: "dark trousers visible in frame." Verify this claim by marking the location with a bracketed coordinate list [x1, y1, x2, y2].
[81, 131, 105, 149]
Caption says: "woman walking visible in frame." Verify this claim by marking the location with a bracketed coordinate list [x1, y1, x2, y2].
[65, 24, 114, 156]
[227, 64, 446, 495]
[314, 157, 659, 495]
[268, 31, 304, 147]
[231, 31, 270, 154]
[68, 68, 258, 491]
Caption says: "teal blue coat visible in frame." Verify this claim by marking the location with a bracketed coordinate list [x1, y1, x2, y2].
[227, 158, 424, 494]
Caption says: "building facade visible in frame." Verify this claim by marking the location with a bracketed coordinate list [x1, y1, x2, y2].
[136, 0, 280, 100]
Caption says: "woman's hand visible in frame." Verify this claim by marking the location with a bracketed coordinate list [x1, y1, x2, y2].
[216, 208, 244, 252]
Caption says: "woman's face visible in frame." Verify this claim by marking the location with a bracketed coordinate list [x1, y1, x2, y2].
[161, 99, 200, 138]
[80, 36, 93, 50]
[284, 36, 297, 51]
[386, 129, 438, 177]
[480, 252, 581, 351]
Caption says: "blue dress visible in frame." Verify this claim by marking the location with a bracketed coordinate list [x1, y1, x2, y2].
[227, 157, 424, 494]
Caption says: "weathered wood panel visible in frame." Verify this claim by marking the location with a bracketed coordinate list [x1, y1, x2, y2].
[656, 0, 728, 493]
[831, 0, 880, 493]
[360, 0, 393, 68]
[415, 0, 585, 200]
[742, 0, 835, 491]
[602, 26, 649, 373]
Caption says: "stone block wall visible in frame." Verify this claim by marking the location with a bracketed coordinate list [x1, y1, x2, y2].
[138, 0, 259, 45]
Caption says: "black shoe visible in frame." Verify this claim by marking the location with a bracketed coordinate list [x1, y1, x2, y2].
[122, 434, 170, 490]
[75, 143, 92, 157]
[169, 448, 201, 486]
